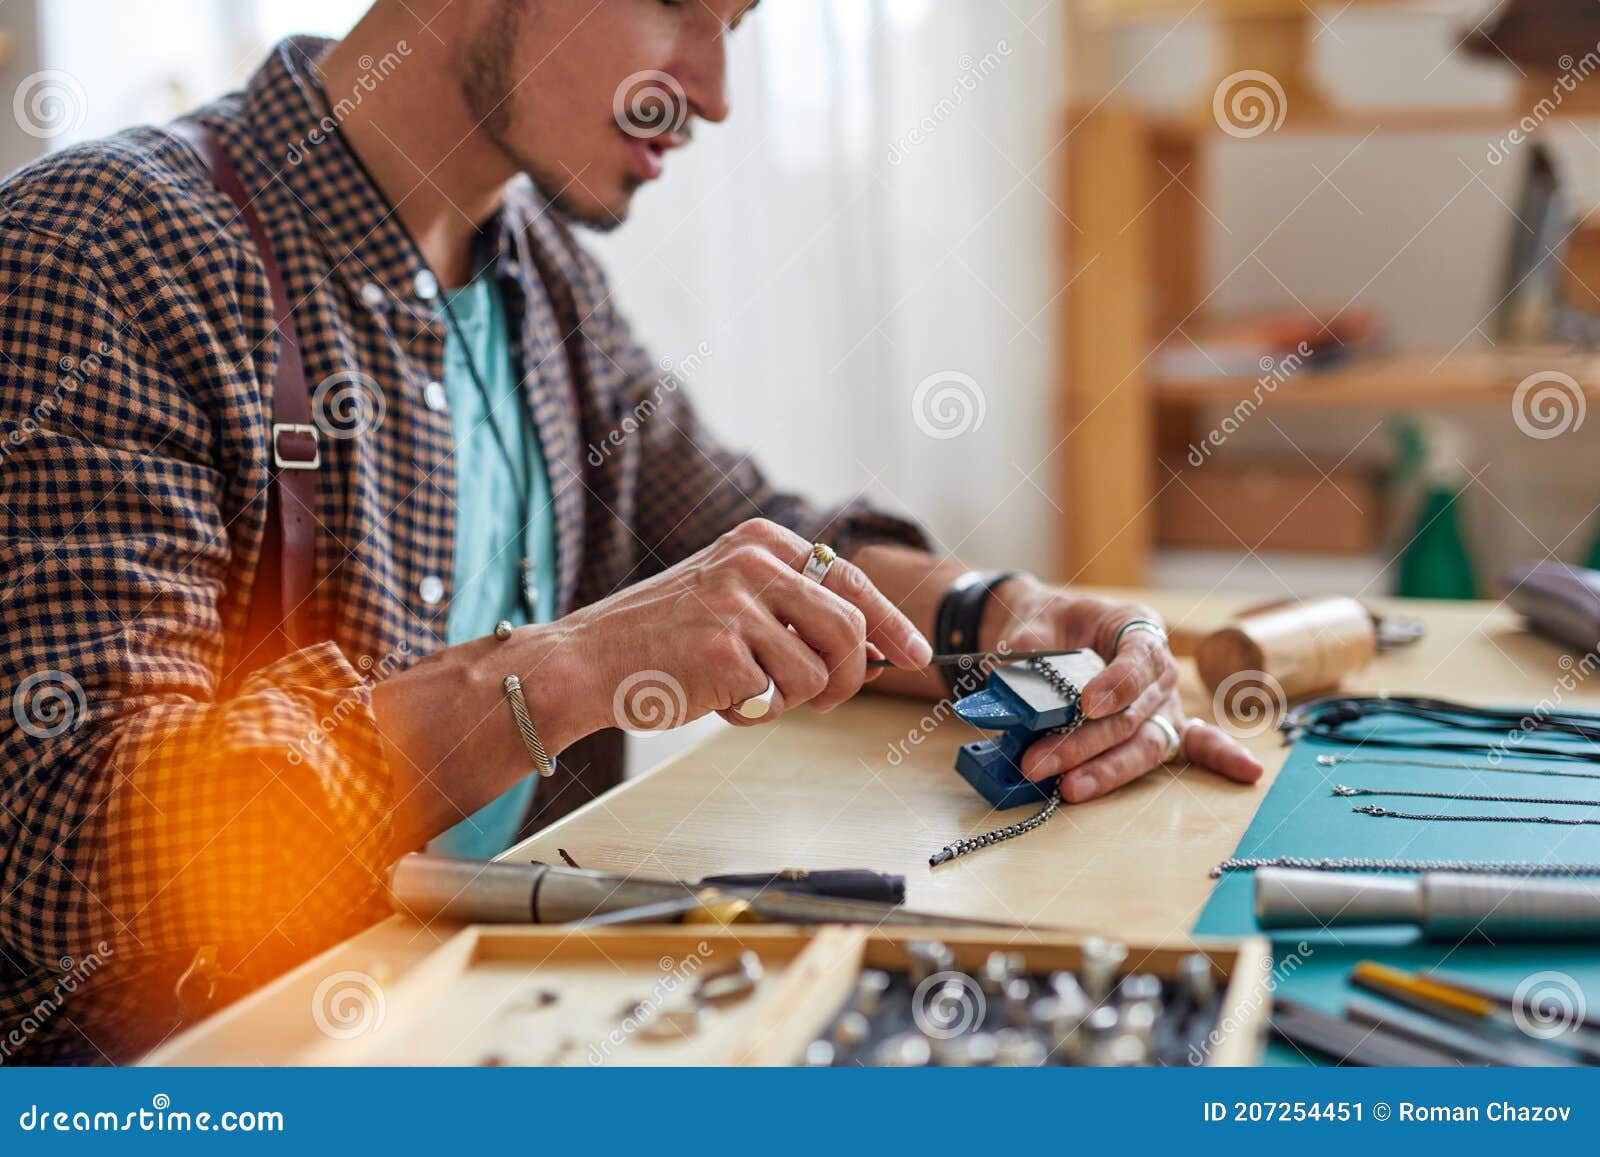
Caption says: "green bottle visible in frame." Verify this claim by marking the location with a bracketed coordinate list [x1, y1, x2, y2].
[1394, 420, 1478, 600]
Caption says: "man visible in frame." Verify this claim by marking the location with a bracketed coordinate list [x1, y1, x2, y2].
[0, 1, 1261, 1064]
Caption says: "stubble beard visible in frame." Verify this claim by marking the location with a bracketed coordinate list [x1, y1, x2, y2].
[457, 0, 632, 233]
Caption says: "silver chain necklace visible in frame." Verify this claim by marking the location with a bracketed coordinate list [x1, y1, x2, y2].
[1333, 784, 1600, 808]
[1317, 754, 1600, 782]
[1353, 804, 1600, 826]
[928, 658, 1082, 868]
[1211, 856, 1600, 878]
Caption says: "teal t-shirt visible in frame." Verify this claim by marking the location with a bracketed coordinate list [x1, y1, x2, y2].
[427, 273, 558, 859]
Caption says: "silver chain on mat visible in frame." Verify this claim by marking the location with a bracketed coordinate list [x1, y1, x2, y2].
[1317, 754, 1600, 782]
[928, 658, 1081, 868]
[1333, 784, 1600, 808]
[1211, 856, 1600, 878]
[1353, 804, 1600, 826]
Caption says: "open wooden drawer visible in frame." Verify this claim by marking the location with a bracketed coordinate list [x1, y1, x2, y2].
[296, 924, 1272, 1067]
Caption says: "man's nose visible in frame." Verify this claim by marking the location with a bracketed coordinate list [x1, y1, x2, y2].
[677, 39, 730, 125]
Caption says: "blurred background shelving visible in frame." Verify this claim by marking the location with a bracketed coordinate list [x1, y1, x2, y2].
[1059, 0, 1600, 593]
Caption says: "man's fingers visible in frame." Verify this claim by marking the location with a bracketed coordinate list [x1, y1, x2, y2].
[1182, 722, 1265, 784]
[863, 642, 886, 684]
[741, 624, 829, 720]
[729, 519, 930, 670]
[1056, 715, 1267, 802]
[1057, 718, 1171, 803]
[767, 582, 867, 711]
[707, 639, 787, 728]
[816, 556, 931, 670]
[716, 668, 788, 728]
[1081, 608, 1169, 718]
[1020, 673, 1171, 781]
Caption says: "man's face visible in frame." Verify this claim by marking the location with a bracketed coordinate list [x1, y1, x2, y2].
[458, 0, 755, 230]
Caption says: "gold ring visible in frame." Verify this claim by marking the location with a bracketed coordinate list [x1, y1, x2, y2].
[802, 543, 837, 584]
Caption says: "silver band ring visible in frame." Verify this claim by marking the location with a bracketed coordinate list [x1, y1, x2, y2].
[1113, 619, 1167, 655]
[734, 676, 778, 720]
[1147, 714, 1182, 764]
[802, 543, 837, 585]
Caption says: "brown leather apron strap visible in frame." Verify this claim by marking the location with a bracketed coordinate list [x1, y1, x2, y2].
[169, 121, 318, 665]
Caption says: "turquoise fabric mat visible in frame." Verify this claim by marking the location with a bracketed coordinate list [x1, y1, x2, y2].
[1193, 712, 1600, 1065]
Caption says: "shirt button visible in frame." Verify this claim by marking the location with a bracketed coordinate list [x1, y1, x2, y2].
[414, 270, 439, 301]
[419, 575, 445, 606]
[360, 282, 386, 308]
[423, 380, 449, 412]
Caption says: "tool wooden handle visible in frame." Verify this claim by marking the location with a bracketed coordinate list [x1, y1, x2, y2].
[1352, 961, 1494, 1018]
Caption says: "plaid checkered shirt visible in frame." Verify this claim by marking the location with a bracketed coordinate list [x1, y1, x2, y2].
[0, 37, 926, 1063]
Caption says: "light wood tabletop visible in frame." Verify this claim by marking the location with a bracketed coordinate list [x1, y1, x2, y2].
[144, 588, 1588, 1065]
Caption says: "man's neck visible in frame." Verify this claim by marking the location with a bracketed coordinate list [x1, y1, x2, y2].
[320, 13, 516, 289]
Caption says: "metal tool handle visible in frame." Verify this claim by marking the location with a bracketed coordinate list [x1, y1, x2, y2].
[1255, 869, 1423, 930]
[1420, 874, 1600, 939]
[388, 855, 689, 924]
[1255, 868, 1600, 939]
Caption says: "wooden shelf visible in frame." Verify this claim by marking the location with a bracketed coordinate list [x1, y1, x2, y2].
[1144, 106, 1532, 142]
[1154, 349, 1600, 411]
[1082, 0, 1403, 24]
[1058, 98, 1599, 585]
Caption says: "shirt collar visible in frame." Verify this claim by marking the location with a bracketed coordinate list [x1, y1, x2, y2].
[235, 36, 538, 334]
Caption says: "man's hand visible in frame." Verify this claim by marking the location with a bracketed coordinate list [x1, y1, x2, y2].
[983, 581, 1264, 802]
[554, 519, 932, 735]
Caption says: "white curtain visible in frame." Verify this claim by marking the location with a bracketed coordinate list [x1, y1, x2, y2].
[589, 0, 1068, 577]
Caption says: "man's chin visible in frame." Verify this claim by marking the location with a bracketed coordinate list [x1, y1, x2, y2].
[506, 142, 638, 232]
[547, 185, 635, 234]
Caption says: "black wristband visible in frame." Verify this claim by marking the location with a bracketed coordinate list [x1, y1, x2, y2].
[934, 570, 1023, 698]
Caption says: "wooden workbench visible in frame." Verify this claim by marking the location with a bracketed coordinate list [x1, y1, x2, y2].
[144, 590, 1588, 1064]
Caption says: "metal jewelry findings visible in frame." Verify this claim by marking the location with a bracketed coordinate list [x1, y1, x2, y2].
[493, 619, 514, 642]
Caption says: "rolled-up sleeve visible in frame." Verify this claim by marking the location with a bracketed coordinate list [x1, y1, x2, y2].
[0, 228, 393, 990]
